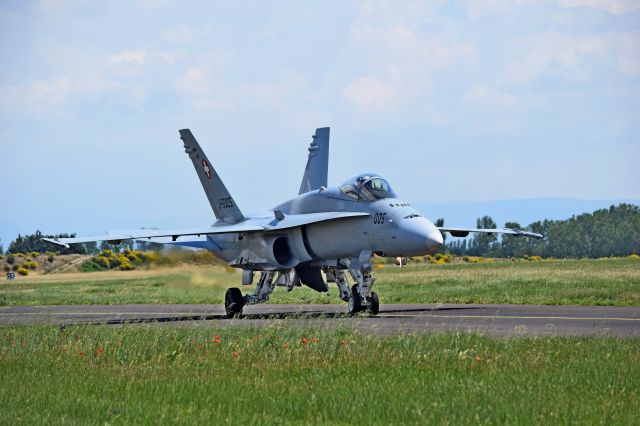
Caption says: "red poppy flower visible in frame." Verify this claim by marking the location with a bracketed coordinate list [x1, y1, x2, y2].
[301, 338, 308, 345]
[233, 352, 239, 359]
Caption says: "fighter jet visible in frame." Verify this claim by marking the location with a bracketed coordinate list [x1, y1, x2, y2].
[44, 128, 543, 317]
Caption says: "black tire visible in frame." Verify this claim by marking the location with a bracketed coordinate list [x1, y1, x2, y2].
[348, 285, 362, 314]
[367, 292, 380, 315]
[225, 288, 245, 318]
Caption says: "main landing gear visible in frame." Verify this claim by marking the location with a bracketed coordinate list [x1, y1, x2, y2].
[224, 258, 381, 318]
[225, 271, 277, 318]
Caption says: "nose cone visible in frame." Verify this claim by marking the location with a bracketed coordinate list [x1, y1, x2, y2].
[397, 217, 443, 255]
[427, 229, 444, 247]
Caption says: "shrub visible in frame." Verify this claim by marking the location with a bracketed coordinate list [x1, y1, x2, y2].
[629, 254, 640, 260]
[119, 258, 134, 271]
[15, 253, 25, 257]
[23, 261, 38, 270]
[7, 255, 15, 265]
[442, 254, 453, 263]
[94, 256, 110, 269]
[462, 256, 470, 262]
[528, 255, 542, 262]
[108, 256, 122, 268]
[30, 252, 39, 258]
[425, 255, 433, 262]
[372, 257, 386, 266]
[140, 251, 159, 263]
[126, 252, 143, 265]
[12, 264, 20, 271]
[435, 253, 443, 261]
[3, 266, 9, 272]
[79, 260, 107, 272]
[17, 268, 29, 276]
[100, 249, 113, 258]
[47, 255, 55, 263]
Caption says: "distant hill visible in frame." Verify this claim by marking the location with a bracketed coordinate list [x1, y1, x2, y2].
[414, 198, 640, 228]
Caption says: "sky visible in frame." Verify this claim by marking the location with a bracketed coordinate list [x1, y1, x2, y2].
[0, 0, 639, 248]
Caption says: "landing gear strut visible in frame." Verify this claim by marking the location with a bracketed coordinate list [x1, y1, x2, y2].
[342, 252, 380, 315]
[225, 271, 277, 318]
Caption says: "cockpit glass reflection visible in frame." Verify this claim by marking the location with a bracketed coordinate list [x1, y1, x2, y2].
[339, 175, 397, 201]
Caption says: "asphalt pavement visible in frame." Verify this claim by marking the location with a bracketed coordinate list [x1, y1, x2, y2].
[1, 303, 639, 337]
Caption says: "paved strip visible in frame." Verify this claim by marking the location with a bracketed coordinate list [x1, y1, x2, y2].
[0, 304, 639, 337]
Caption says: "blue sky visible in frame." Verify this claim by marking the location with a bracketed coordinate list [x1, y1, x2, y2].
[1, 0, 639, 247]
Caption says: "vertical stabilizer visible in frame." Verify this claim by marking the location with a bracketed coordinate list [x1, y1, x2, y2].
[179, 129, 245, 224]
[298, 127, 330, 195]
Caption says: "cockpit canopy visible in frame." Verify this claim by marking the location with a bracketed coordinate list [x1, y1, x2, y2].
[339, 174, 397, 201]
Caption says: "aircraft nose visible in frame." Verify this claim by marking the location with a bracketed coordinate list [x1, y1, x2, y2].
[427, 229, 444, 248]
[398, 217, 443, 254]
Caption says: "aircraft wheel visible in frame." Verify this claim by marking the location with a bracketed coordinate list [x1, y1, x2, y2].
[225, 287, 245, 318]
[367, 292, 380, 315]
[348, 285, 362, 314]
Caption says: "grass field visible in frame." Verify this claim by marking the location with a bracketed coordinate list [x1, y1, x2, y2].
[1, 258, 639, 307]
[1, 325, 638, 424]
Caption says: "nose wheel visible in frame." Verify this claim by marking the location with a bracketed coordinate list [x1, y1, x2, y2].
[348, 284, 379, 315]
[367, 291, 379, 315]
[348, 285, 362, 314]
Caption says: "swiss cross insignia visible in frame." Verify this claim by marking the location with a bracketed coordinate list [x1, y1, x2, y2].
[202, 159, 212, 179]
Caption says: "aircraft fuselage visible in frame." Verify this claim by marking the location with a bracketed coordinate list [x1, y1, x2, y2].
[209, 184, 443, 271]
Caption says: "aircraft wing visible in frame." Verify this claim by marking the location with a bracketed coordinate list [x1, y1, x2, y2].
[42, 222, 265, 248]
[42, 212, 370, 248]
[438, 227, 543, 239]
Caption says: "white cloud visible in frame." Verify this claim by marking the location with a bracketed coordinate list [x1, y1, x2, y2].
[506, 31, 640, 83]
[342, 3, 476, 114]
[558, 0, 640, 15]
[341, 76, 396, 111]
[463, 85, 516, 108]
[615, 32, 640, 76]
[464, 0, 640, 16]
[108, 50, 181, 65]
[506, 32, 610, 83]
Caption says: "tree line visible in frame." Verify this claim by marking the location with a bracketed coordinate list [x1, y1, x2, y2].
[447, 203, 640, 258]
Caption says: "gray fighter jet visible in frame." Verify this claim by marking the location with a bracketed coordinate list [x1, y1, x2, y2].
[45, 128, 542, 317]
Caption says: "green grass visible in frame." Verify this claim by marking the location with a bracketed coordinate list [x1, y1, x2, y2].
[1, 326, 638, 424]
[1, 258, 639, 307]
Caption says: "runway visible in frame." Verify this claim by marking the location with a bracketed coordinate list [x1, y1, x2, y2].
[1, 303, 639, 337]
